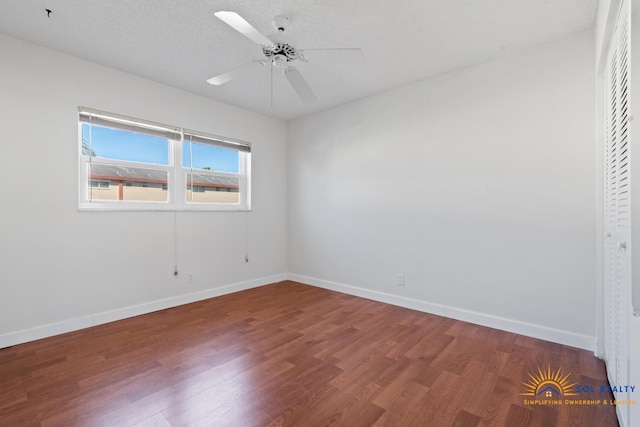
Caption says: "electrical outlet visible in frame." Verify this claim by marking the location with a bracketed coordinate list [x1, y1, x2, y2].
[397, 273, 405, 286]
[188, 273, 195, 283]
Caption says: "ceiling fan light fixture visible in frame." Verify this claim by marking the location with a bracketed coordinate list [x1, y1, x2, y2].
[272, 54, 288, 69]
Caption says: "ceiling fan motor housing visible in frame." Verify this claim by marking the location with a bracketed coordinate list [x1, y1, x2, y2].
[262, 20, 299, 65]
[263, 42, 298, 63]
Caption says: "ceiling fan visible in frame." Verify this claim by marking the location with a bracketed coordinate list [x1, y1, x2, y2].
[208, 11, 365, 105]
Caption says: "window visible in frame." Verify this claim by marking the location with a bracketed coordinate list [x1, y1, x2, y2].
[79, 107, 251, 211]
[183, 131, 249, 206]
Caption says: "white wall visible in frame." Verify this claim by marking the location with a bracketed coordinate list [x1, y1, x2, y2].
[0, 34, 288, 346]
[288, 30, 597, 349]
[0, 27, 601, 352]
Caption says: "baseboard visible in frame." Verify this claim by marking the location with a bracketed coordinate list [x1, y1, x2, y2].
[288, 273, 596, 352]
[1, 273, 596, 352]
[0, 273, 287, 349]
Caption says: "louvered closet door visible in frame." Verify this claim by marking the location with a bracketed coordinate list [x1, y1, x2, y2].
[603, 1, 631, 425]
[603, 41, 617, 383]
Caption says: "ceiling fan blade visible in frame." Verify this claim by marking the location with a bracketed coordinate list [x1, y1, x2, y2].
[284, 67, 317, 104]
[300, 48, 365, 65]
[214, 11, 273, 47]
[207, 62, 256, 85]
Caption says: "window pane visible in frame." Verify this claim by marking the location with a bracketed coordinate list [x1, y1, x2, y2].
[82, 123, 169, 165]
[182, 141, 239, 173]
[186, 172, 240, 204]
[87, 163, 168, 202]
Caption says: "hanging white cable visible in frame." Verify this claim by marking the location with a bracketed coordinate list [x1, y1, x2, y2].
[188, 134, 194, 202]
[245, 211, 250, 263]
[173, 130, 182, 277]
[174, 209, 179, 277]
[88, 115, 93, 202]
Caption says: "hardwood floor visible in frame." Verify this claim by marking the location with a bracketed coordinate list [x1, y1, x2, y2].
[0, 281, 618, 426]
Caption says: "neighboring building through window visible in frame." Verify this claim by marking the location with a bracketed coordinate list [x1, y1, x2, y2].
[78, 107, 251, 211]
[90, 179, 110, 189]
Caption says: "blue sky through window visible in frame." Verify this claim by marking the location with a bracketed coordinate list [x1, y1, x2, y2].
[82, 124, 240, 172]
[182, 142, 239, 173]
[82, 124, 169, 165]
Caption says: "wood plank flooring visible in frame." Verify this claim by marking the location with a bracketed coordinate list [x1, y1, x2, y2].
[0, 281, 619, 426]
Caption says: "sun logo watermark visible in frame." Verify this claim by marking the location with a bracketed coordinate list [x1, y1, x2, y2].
[521, 365, 579, 398]
[521, 365, 636, 406]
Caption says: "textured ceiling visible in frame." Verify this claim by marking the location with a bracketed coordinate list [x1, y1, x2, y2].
[0, 0, 598, 120]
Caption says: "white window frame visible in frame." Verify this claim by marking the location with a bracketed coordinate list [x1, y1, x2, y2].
[179, 129, 251, 211]
[78, 107, 251, 212]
